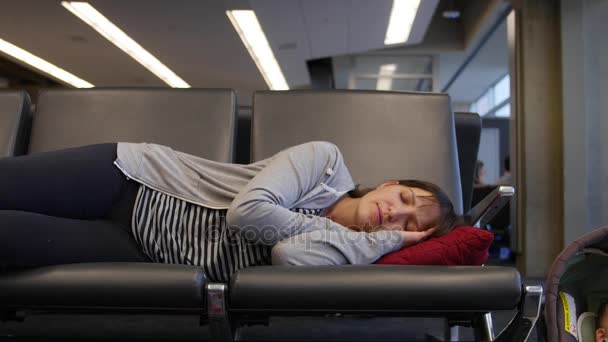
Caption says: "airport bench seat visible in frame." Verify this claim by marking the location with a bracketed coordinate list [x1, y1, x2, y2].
[0, 262, 539, 341]
[0, 89, 541, 341]
[0, 263, 522, 330]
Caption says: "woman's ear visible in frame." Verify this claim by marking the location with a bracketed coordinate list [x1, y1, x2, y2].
[377, 180, 399, 189]
[597, 327, 606, 342]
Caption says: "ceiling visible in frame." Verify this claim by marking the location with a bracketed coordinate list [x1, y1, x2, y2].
[0, 0, 439, 105]
[446, 18, 508, 103]
[331, 0, 511, 104]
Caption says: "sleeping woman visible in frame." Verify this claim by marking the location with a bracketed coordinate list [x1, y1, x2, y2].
[0, 141, 458, 282]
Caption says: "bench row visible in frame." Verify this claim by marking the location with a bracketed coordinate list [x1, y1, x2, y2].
[0, 88, 540, 342]
[0, 88, 480, 212]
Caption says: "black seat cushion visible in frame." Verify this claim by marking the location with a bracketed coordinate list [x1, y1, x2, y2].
[229, 265, 521, 313]
[0, 263, 206, 311]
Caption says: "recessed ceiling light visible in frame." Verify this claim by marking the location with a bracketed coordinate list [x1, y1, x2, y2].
[384, 0, 421, 45]
[0, 38, 93, 88]
[226, 10, 289, 91]
[62, 1, 190, 88]
[376, 64, 397, 91]
[442, 0, 461, 19]
[442, 10, 461, 19]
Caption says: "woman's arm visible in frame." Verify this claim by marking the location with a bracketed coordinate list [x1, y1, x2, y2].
[271, 228, 405, 265]
[227, 141, 405, 264]
[271, 228, 435, 266]
[226, 141, 353, 243]
[226, 141, 334, 243]
[226, 142, 403, 248]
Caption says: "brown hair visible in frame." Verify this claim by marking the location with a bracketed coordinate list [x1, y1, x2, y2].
[597, 301, 608, 329]
[348, 179, 460, 237]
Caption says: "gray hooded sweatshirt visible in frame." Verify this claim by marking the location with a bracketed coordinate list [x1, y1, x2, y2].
[114, 141, 404, 265]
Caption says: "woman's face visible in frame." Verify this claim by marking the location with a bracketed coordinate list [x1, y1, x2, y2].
[355, 181, 440, 233]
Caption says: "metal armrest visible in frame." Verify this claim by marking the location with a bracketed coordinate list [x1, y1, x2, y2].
[464, 186, 515, 228]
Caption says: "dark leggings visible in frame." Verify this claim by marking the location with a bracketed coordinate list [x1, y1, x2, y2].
[0, 143, 149, 270]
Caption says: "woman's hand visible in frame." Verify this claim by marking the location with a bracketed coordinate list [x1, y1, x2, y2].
[399, 227, 436, 247]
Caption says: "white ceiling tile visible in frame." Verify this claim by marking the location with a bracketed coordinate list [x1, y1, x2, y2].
[348, 0, 392, 53]
[251, 0, 312, 87]
[300, 0, 349, 59]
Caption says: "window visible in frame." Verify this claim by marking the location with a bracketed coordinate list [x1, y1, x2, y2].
[493, 75, 510, 104]
[495, 103, 510, 117]
[349, 55, 435, 92]
[476, 90, 493, 117]
[470, 74, 511, 117]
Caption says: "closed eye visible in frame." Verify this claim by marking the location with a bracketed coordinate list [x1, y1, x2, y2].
[402, 188, 416, 205]
[409, 188, 417, 205]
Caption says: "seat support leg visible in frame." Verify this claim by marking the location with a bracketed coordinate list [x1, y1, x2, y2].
[426, 319, 463, 341]
[483, 313, 495, 340]
[207, 283, 234, 342]
[495, 285, 544, 342]
[446, 323, 459, 341]
[473, 313, 495, 341]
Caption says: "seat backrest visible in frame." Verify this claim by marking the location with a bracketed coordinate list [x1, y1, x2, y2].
[28, 88, 237, 162]
[454, 112, 481, 213]
[0, 90, 31, 157]
[252, 90, 463, 215]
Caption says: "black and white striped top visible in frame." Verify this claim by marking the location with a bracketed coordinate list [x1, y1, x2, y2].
[131, 185, 323, 283]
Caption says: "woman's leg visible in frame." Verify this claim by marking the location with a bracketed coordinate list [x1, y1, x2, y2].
[0, 143, 129, 220]
[0, 210, 150, 270]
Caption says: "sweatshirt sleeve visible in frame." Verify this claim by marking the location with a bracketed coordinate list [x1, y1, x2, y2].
[226, 141, 404, 262]
[271, 228, 404, 265]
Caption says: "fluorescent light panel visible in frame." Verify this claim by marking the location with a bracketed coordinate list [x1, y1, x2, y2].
[384, 0, 421, 45]
[376, 64, 397, 90]
[62, 1, 189, 88]
[226, 10, 288, 90]
[0, 38, 94, 88]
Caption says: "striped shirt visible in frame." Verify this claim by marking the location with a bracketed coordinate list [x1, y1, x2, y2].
[131, 184, 323, 282]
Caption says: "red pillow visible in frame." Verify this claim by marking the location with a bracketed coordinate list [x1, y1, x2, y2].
[374, 226, 494, 266]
